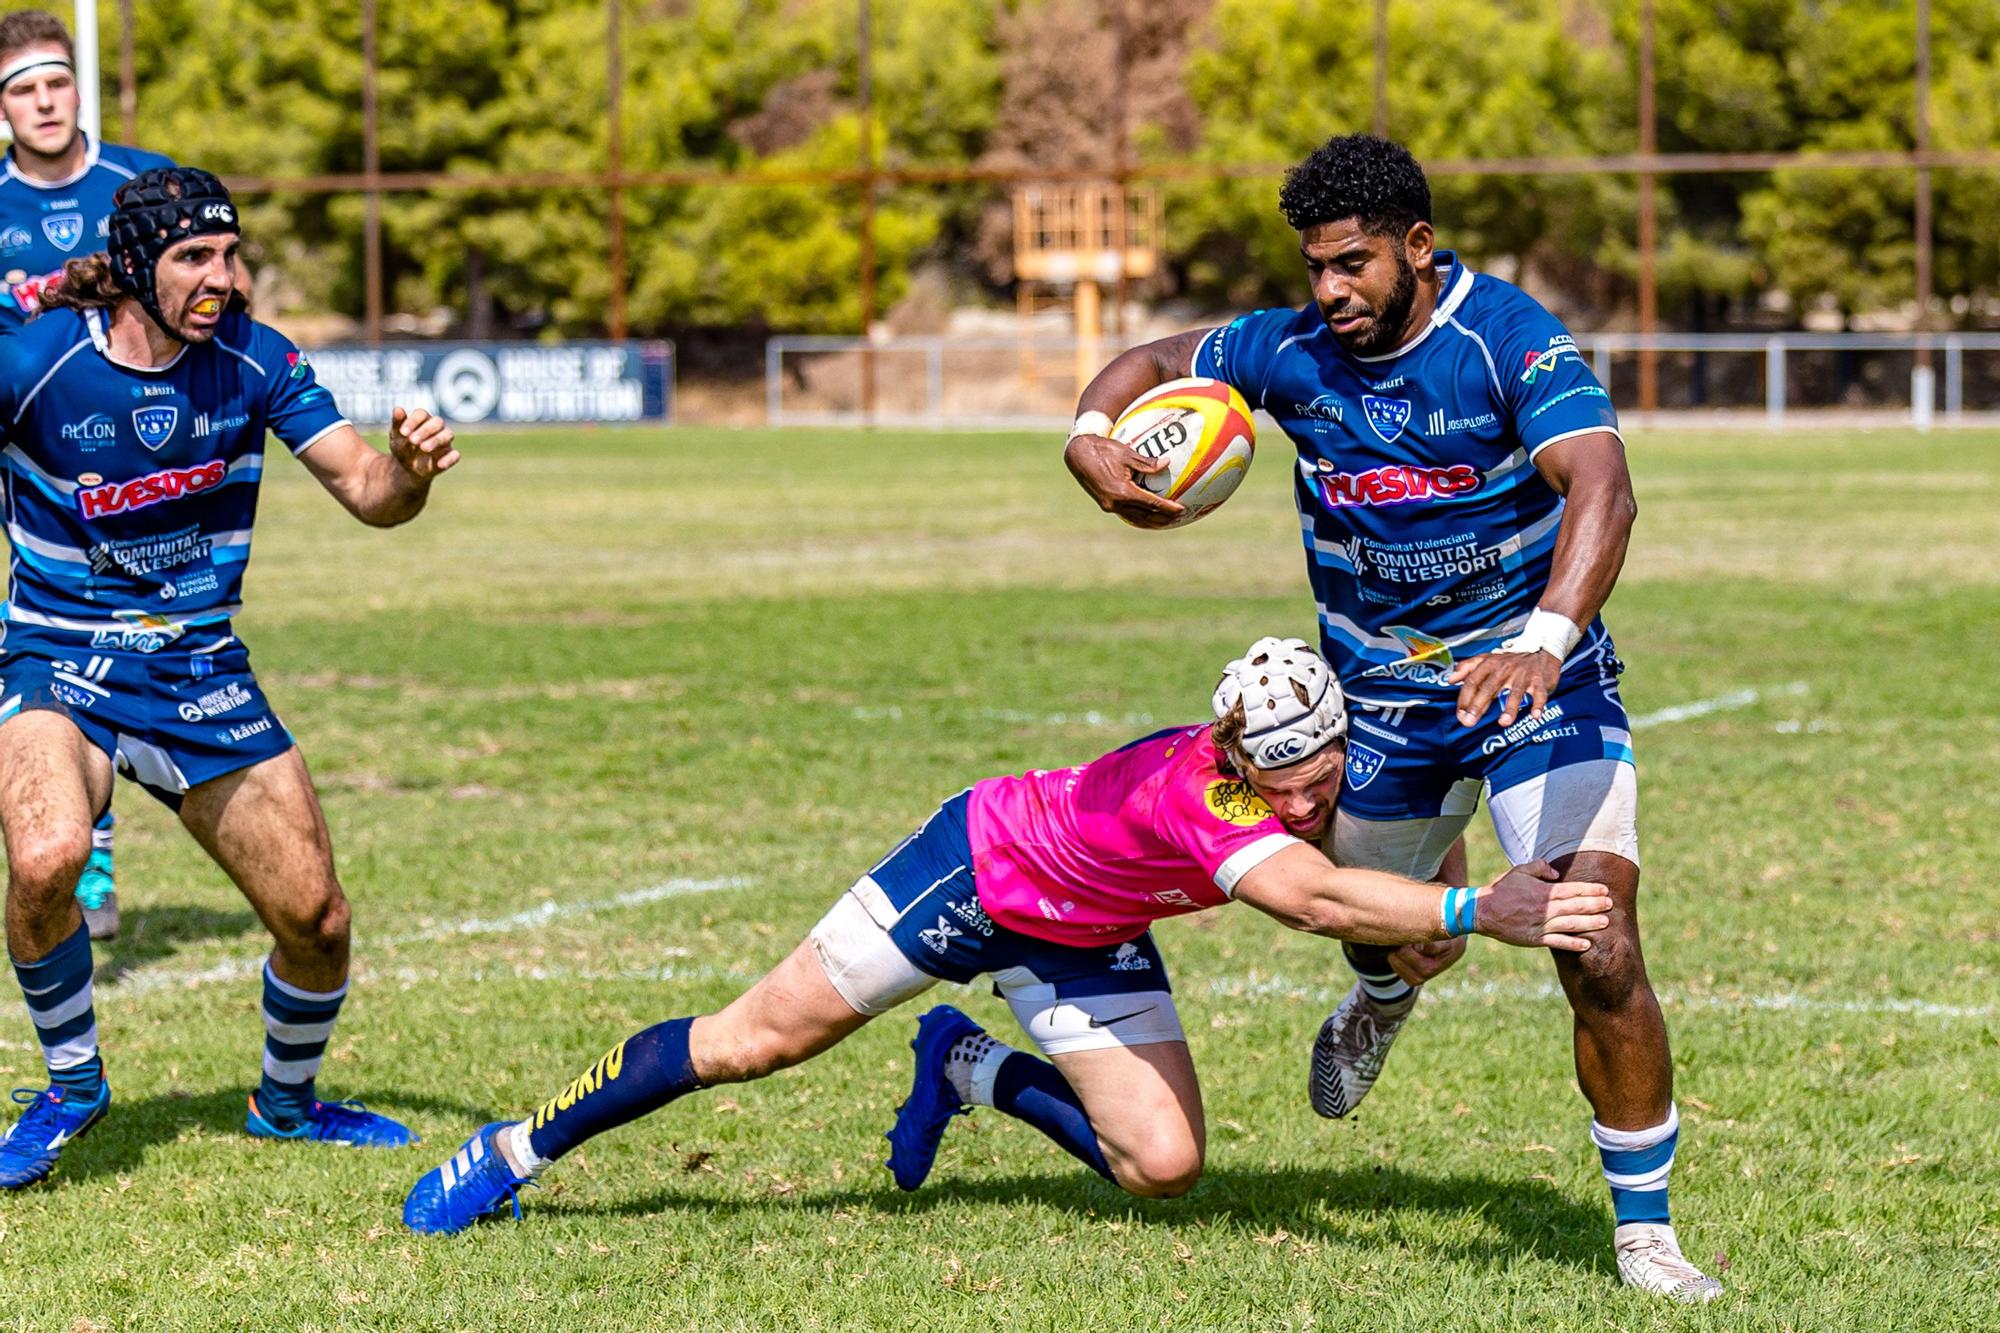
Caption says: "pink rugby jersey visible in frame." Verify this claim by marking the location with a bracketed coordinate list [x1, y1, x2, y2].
[965, 724, 1301, 947]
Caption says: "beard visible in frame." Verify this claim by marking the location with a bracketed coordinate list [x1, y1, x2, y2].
[1341, 249, 1420, 356]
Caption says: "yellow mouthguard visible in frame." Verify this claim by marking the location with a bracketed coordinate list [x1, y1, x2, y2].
[193, 297, 222, 316]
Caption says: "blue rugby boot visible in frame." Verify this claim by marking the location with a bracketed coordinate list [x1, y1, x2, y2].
[246, 1094, 417, 1147]
[0, 1083, 111, 1188]
[885, 1004, 981, 1191]
[403, 1122, 536, 1235]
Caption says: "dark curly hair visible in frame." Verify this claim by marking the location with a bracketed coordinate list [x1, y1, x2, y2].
[1278, 134, 1432, 238]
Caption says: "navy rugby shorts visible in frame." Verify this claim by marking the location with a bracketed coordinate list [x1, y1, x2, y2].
[0, 627, 293, 807]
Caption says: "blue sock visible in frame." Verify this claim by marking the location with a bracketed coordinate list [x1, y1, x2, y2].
[12, 920, 103, 1098]
[257, 962, 347, 1127]
[1592, 1104, 1678, 1225]
[989, 1051, 1112, 1180]
[526, 1017, 704, 1163]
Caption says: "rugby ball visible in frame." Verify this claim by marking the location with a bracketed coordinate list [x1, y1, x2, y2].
[1112, 377, 1256, 529]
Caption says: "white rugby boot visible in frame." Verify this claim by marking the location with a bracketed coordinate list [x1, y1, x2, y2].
[1308, 982, 1419, 1119]
[1614, 1223, 1725, 1303]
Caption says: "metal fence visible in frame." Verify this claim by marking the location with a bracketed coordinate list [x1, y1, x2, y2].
[90, 0, 1997, 415]
[767, 332, 2000, 431]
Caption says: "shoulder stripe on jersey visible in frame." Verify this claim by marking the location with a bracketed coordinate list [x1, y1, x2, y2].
[13, 337, 93, 423]
[213, 338, 268, 377]
[1443, 316, 1502, 396]
[1214, 833, 1297, 897]
[1264, 323, 1327, 410]
[292, 418, 350, 456]
[1527, 423, 1624, 458]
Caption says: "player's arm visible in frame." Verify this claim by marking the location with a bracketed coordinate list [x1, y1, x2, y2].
[1382, 834, 1473, 986]
[1062, 329, 1212, 528]
[295, 408, 459, 528]
[1447, 432, 1634, 728]
[1231, 842, 1612, 952]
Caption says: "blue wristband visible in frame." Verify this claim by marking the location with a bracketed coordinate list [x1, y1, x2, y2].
[1441, 886, 1478, 938]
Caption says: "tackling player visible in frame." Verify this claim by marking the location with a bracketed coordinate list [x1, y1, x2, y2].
[0, 167, 458, 1187]
[0, 7, 177, 938]
[402, 637, 1613, 1234]
[1063, 136, 1719, 1302]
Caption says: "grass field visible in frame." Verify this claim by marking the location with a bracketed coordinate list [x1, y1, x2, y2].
[0, 424, 1994, 1331]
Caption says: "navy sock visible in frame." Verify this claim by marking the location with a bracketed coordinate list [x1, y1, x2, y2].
[1342, 941, 1413, 1004]
[257, 963, 347, 1127]
[990, 1051, 1112, 1181]
[526, 1017, 705, 1163]
[12, 921, 103, 1098]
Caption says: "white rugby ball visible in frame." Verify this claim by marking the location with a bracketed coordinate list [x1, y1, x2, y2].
[1112, 376, 1256, 529]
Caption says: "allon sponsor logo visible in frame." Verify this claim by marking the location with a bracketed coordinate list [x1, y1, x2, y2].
[1294, 393, 1344, 424]
[60, 413, 118, 445]
[1315, 462, 1482, 509]
[77, 461, 228, 519]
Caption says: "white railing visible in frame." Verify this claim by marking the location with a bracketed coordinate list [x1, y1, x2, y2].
[767, 331, 2000, 430]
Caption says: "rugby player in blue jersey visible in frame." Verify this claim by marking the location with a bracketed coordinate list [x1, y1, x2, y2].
[0, 167, 458, 1186]
[0, 8, 177, 938]
[1064, 136, 1718, 1301]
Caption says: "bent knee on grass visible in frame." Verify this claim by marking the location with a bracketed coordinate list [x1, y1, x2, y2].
[1106, 1133, 1205, 1198]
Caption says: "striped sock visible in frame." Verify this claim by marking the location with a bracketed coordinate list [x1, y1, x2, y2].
[1592, 1103, 1679, 1225]
[257, 962, 347, 1128]
[12, 921, 103, 1097]
[1342, 941, 1414, 1005]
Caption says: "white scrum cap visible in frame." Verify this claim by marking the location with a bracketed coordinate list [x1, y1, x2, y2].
[1211, 636, 1347, 770]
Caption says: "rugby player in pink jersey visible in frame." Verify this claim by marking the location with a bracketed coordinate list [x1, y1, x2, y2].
[404, 639, 1612, 1234]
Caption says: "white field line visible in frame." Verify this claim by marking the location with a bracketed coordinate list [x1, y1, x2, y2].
[1628, 680, 1808, 729]
[1199, 973, 1995, 1021]
[348, 961, 1999, 1024]
[854, 681, 1813, 733]
[101, 876, 750, 1000]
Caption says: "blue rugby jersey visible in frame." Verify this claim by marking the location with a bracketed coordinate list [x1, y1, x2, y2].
[1196, 252, 1622, 708]
[0, 137, 174, 329]
[0, 305, 346, 652]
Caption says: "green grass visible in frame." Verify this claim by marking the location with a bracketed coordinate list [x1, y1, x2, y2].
[0, 425, 1995, 1330]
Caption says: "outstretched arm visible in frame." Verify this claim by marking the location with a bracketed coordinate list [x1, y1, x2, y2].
[1231, 843, 1612, 952]
[296, 407, 459, 528]
[1062, 329, 1212, 528]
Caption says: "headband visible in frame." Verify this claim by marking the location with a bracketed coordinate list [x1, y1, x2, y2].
[0, 52, 72, 91]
